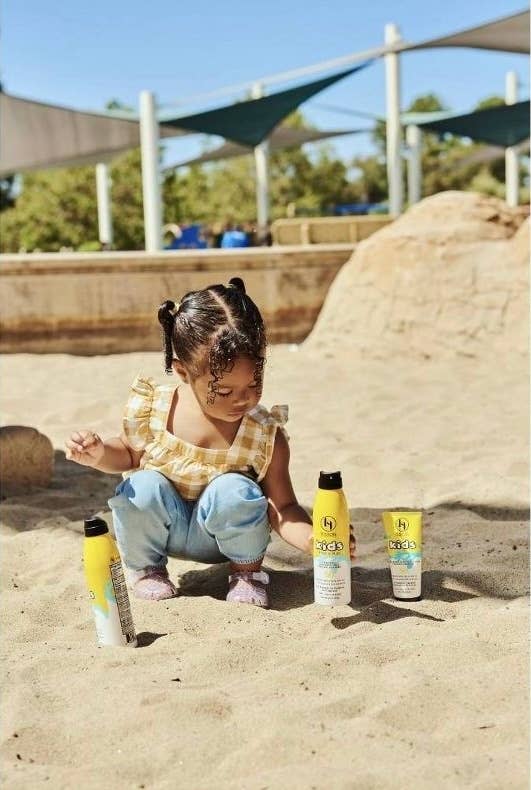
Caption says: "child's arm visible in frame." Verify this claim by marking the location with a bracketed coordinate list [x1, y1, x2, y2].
[261, 430, 313, 554]
[65, 430, 142, 474]
[261, 431, 356, 559]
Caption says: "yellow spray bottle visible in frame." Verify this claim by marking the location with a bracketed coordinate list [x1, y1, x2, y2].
[83, 517, 137, 647]
[313, 471, 351, 606]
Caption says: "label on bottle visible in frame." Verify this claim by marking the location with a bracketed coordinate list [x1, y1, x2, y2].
[389, 556, 422, 599]
[90, 562, 136, 647]
[314, 556, 351, 605]
[109, 561, 137, 644]
[313, 498, 351, 606]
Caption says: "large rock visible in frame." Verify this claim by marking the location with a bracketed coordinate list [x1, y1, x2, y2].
[308, 191, 529, 359]
[0, 426, 54, 494]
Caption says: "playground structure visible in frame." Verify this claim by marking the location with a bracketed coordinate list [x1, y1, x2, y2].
[0, 10, 528, 252]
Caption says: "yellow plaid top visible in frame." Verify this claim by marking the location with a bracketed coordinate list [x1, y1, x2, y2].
[122, 375, 289, 501]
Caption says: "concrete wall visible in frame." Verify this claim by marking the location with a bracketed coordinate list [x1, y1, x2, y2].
[271, 216, 392, 245]
[0, 245, 354, 354]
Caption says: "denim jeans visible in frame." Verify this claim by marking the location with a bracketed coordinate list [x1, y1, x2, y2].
[108, 469, 270, 572]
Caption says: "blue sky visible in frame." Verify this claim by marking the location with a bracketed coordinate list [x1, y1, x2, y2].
[2, 0, 528, 167]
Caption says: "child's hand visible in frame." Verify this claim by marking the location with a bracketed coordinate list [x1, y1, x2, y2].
[306, 525, 357, 561]
[65, 430, 105, 467]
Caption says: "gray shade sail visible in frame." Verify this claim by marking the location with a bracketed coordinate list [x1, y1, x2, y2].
[415, 100, 530, 147]
[404, 9, 529, 54]
[0, 92, 188, 177]
[450, 138, 530, 169]
[164, 125, 370, 170]
[159, 63, 372, 147]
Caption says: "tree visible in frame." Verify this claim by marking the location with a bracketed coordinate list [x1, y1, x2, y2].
[0, 165, 99, 252]
[163, 110, 361, 222]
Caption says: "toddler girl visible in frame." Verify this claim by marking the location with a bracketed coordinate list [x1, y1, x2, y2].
[66, 277, 355, 607]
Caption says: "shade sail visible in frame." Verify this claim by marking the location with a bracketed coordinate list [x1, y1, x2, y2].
[404, 9, 529, 54]
[415, 100, 530, 147]
[159, 63, 372, 147]
[0, 92, 188, 177]
[164, 125, 370, 169]
[450, 138, 530, 169]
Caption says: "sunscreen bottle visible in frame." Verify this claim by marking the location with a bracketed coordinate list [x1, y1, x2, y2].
[313, 471, 351, 606]
[382, 511, 423, 601]
[83, 517, 137, 647]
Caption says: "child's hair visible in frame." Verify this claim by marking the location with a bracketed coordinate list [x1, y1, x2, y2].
[157, 277, 267, 384]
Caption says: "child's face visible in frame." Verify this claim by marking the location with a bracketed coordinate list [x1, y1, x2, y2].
[178, 355, 263, 423]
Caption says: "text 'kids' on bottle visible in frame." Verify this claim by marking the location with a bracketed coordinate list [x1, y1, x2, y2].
[83, 517, 137, 647]
[313, 471, 352, 606]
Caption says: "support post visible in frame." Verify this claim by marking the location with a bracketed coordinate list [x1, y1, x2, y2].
[384, 23, 403, 216]
[251, 82, 270, 235]
[406, 125, 422, 206]
[95, 163, 113, 248]
[505, 71, 519, 207]
[139, 90, 162, 252]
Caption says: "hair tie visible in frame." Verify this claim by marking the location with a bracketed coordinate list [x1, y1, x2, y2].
[157, 299, 179, 327]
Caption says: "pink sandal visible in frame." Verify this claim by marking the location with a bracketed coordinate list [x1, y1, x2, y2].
[226, 570, 270, 608]
[132, 567, 178, 601]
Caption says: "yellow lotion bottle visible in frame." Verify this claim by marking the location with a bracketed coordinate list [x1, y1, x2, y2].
[83, 517, 137, 647]
[313, 471, 351, 606]
[382, 511, 423, 601]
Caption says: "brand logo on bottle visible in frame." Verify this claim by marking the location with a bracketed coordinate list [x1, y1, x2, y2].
[396, 518, 409, 533]
[321, 516, 336, 532]
[388, 538, 417, 550]
[315, 539, 344, 552]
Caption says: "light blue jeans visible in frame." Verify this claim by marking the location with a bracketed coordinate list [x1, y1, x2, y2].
[108, 470, 270, 572]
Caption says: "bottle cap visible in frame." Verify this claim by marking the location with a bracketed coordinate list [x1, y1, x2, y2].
[84, 517, 109, 537]
[318, 471, 343, 490]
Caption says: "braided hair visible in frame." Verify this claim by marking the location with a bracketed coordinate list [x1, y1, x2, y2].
[157, 277, 267, 401]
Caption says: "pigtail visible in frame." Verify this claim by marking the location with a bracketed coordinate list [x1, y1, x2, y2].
[228, 277, 246, 293]
[157, 300, 177, 374]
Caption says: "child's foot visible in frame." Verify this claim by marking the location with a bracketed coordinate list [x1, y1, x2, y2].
[132, 567, 178, 601]
[226, 570, 269, 608]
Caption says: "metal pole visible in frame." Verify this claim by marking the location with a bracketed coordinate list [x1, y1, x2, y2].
[251, 82, 270, 234]
[139, 90, 162, 252]
[505, 71, 519, 207]
[95, 163, 113, 248]
[384, 23, 403, 216]
[406, 125, 422, 206]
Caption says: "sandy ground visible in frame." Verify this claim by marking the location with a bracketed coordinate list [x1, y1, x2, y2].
[0, 345, 529, 790]
[1, 192, 529, 789]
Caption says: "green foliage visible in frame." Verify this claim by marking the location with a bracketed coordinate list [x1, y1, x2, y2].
[0, 165, 99, 252]
[110, 148, 145, 249]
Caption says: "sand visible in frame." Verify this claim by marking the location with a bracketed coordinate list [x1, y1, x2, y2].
[1, 192, 529, 788]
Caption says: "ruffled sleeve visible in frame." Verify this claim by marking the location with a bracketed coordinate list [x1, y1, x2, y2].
[247, 403, 289, 482]
[269, 405, 289, 441]
[122, 375, 155, 451]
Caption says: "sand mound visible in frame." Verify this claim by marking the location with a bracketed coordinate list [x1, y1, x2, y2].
[308, 191, 529, 358]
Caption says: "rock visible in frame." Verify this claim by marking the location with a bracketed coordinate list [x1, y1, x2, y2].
[308, 191, 529, 359]
[0, 426, 54, 495]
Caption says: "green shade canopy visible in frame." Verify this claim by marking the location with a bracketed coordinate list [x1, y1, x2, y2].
[160, 63, 372, 147]
[415, 100, 530, 147]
